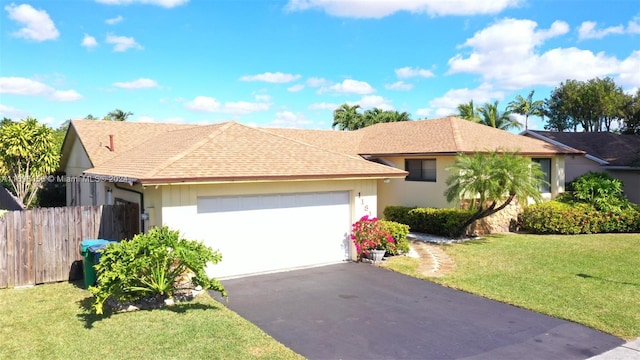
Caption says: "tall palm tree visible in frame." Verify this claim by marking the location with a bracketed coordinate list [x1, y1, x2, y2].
[105, 109, 133, 121]
[332, 104, 363, 131]
[383, 110, 411, 123]
[506, 90, 544, 130]
[445, 151, 545, 238]
[477, 101, 521, 131]
[363, 107, 384, 127]
[456, 100, 481, 122]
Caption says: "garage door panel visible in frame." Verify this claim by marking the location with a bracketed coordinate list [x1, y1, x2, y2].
[196, 191, 351, 278]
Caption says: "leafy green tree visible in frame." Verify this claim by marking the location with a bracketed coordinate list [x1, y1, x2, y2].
[332, 104, 364, 131]
[507, 90, 544, 130]
[85, 114, 97, 120]
[0, 118, 60, 208]
[544, 77, 628, 132]
[444, 151, 545, 237]
[104, 109, 133, 121]
[621, 89, 640, 135]
[477, 101, 521, 131]
[456, 100, 481, 122]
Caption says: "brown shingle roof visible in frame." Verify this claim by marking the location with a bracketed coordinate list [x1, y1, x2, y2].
[528, 131, 640, 167]
[67, 117, 580, 184]
[355, 117, 582, 156]
[83, 121, 407, 183]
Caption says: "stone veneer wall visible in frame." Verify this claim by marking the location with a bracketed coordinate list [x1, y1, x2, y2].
[462, 198, 523, 236]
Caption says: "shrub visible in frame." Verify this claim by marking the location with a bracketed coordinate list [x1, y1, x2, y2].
[350, 215, 395, 260]
[521, 201, 640, 235]
[383, 206, 474, 238]
[565, 172, 632, 212]
[379, 220, 410, 255]
[90, 226, 226, 314]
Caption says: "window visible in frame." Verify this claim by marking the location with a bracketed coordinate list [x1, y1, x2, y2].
[532, 158, 551, 193]
[405, 159, 436, 182]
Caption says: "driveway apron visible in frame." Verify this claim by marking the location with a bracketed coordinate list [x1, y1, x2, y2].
[209, 262, 623, 360]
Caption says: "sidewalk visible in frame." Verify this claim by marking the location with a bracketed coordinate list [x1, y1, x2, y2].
[589, 338, 640, 359]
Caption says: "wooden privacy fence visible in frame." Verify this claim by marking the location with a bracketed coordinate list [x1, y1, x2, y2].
[0, 204, 139, 289]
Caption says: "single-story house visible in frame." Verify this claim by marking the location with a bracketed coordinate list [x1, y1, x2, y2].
[522, 130, 640, 203]
[60, 117, 578, 278]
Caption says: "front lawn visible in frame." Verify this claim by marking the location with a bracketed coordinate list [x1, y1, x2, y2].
[382, 233, 640, 340]
[0, 282, 302, 360]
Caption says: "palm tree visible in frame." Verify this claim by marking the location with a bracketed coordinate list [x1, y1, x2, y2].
[477, 101, 521, 131]
[445, 151, 545, 238]
[382, 110, 411, 123]
[456, 100, 481, 122]
[105, 109, 133, 121]
[332, 104, 363, 131]
[506, 90, 544, 130]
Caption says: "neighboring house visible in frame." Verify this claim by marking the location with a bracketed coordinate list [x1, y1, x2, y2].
[523, 130, 640, 203]
[60, 117, 577, 278]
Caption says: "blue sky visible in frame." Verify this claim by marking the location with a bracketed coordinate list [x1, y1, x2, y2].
[1, 0, 639, 130]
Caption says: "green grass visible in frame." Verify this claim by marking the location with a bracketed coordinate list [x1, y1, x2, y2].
[382, 233, 640, 340]
[0, 281, 303, 360]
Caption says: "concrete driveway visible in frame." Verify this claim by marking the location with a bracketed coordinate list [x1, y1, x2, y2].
[209, 263, 623, 360]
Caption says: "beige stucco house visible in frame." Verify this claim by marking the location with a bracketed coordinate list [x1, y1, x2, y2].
[523, 130, 640, 204]
[60, 117, 577, 278]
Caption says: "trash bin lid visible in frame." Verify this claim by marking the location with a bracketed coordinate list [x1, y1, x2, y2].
[80, 239, 117, 254]
[87, 240, 118, 254]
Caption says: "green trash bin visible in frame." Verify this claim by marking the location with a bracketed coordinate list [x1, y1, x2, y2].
[80, 239, 110, 288]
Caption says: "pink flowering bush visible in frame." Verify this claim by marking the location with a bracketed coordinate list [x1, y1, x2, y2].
[350, 215, 395, 260]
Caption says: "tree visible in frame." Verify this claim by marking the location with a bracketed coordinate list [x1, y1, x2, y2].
[0, 118, 60, 208]
[456, 100, 481, 122]
[332, 104, 364, 131]
[85, 114, 97, 120]
[476, 101, 521, 131]
[621, 89, 640, 135]
[507, 90, 544, 130]
[444, 151, 545, 238]
[543, 77, 628, 132]
[105, 109, 133, 121]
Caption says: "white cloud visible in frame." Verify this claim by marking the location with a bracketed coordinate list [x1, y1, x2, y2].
[185, 96, 220, 112]
[351, 95, 393, 110]
[50, 89, 83, 101]
[285, 0, 521, 18]
[106, 34, 143, 52]
[95, 0, 189, 8]
[306, 77, 330, 87]
[385, 81, 413, 91]
[395, 66, 434, 79]
[106, 15, 124, 25]
[0, 77, 83, 102]
[4, 3, 59, 41]
[255, 94, 272, 102]
[82, 34, 98, 49]
[578, 21, 624, 40]
[321, 79, 375, 95]
[113, 78, 159, 89]
[269, 111, 313, 128]
[184, 96, 271, 115]
[0, 104, 28, 119]
[446, 18, 631, 89]
[427, 84, 505, 117]
[415, 108, 431, 118]
[628, 20, 640, 34]
[240, 72, 301, 83]
[288, 84, 305, 92]
[618, 50, 640, 87]
[308, 102, 339, 110]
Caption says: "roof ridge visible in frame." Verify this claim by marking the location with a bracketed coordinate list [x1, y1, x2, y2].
[449, 117, 464, 151]
[144, 122, 235, 178]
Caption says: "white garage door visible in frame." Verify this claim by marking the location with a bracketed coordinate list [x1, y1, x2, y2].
[196, 191, 351, 278]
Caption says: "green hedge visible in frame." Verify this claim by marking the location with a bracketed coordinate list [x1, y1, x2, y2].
[379, 220, 410, 254]
[384, 206, 473, 238]
[521, 201, 640, 235]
